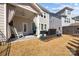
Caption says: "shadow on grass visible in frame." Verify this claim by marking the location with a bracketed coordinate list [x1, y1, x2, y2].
[0, 41, 11, 56]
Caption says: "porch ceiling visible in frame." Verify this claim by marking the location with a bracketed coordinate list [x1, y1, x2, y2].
[15, 7, 36, 19]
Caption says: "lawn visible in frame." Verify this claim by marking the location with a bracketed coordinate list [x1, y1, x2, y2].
[0, 34, 79, 56]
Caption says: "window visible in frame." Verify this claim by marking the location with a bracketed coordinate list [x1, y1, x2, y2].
[40, 14, 43, 17]
[44, 13, 46, 18]
[64, 17, 70, 23]
[67, 10, 71, 15]
[67, 18, 70, 23]
[59, 27, 60, 30]
[41, 24, 43, 30]
[23, 24, 27, 32]
[77, 28, 79, 30]
[45, 24, 47, 29]
[64, 20, 67, 23]
[44, 15, 46, 18]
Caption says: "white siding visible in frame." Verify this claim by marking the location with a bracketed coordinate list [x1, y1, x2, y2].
[49, 15, 62, 34]
[61, 15, 75, 27]
[39, 12, 49, 31]
[33, 12, 49, 37]
[0, 4, 5, 36]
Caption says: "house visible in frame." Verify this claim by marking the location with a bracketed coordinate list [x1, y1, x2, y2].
[35, 4, 50, 37]
[49, 13, 62, 35]
[56, 7, 75, 26]
[55, 7, 76, 34]
[0, 4, 6, 40]
[6, 3, 45, 39]
[0, 3, 79, 41]
[63, 16, 79, 35]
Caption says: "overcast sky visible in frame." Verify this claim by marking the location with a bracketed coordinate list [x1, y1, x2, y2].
[39, 3, 79, 15]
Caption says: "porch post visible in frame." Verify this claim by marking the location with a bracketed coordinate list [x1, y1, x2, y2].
[6, 4, 15, 39]
[36, 15, 40, 38]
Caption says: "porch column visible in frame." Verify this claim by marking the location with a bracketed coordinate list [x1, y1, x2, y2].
[36, 15, 40, 38]
[6, 4, 15, 39]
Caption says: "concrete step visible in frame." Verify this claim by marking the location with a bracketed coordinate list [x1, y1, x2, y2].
[66, 44, 77, 54]
[73, 39, 79, 42]
[68, 42, 79, 48]
[69, 40, 79, 45]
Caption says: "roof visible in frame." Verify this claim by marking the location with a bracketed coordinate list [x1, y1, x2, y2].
[56, 7, 73, 14]
[36, 4, 51, 13]
[69, 23, 79, 26]
[49, 12, 61, 19]
[72, 16, 79, 21]
[10, 3, 43, 14]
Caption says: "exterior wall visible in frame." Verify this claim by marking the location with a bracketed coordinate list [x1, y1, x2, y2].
[75, 20, 79, 23]
[49, 14, 62, 34]
[39, 12, 49, 31]
[63, 26, 79, 35]
[57, 9, 75, 27]
[0, 4, 6, 37]
[33, 11, 49, 37]
[61, 16, 74, 27]
[13, 16, 33, 35]
[63, 26, 74, 34]
[60, 9, 76, 27]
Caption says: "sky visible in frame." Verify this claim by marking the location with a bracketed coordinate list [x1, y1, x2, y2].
[39, 3, 79, 15]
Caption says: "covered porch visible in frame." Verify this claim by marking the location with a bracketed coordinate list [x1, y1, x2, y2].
[6, 4, 41, 39]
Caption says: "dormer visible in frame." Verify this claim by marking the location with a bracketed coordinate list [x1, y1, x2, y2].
[56, 7, 73, 17]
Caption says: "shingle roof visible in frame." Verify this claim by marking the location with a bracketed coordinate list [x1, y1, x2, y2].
[56, 7, 73, 14]
[49, 13, 61, 19]
[72, 16, 79, 21]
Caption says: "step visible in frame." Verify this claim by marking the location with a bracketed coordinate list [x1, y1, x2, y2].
[69, 40, 79, 45]
[70, 39, 79, 43]
[73, 39, 79, 42]
[66, 44, 77, 54]
[68, 42, 79, 48]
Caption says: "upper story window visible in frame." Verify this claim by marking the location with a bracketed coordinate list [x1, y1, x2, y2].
[44, 13, 46, 18]
[40, 14, 43, 17]
[67, 10, 71, 15]
[64, 17, 70, 23]
[40, 13, 46, 18]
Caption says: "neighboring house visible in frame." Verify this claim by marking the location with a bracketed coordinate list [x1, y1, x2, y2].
[63, 16, 79, 35]
[56, 7, 75, 27]
[55, 7, 78, 35]
[49, 13, 62, 35]
[0, 4, 6, 39]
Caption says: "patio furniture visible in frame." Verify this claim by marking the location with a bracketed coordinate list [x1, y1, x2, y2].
[11, 26, 24, 39]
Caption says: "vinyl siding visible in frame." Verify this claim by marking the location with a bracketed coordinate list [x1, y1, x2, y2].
[49, 15, 62, 34]
[0, 4, 5, 35]
[39, 12, 49, 31]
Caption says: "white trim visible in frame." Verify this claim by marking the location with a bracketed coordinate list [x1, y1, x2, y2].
[36, 15, 40, 38]
[22, 22, 28, 34]
[4, 3, 6, 39]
